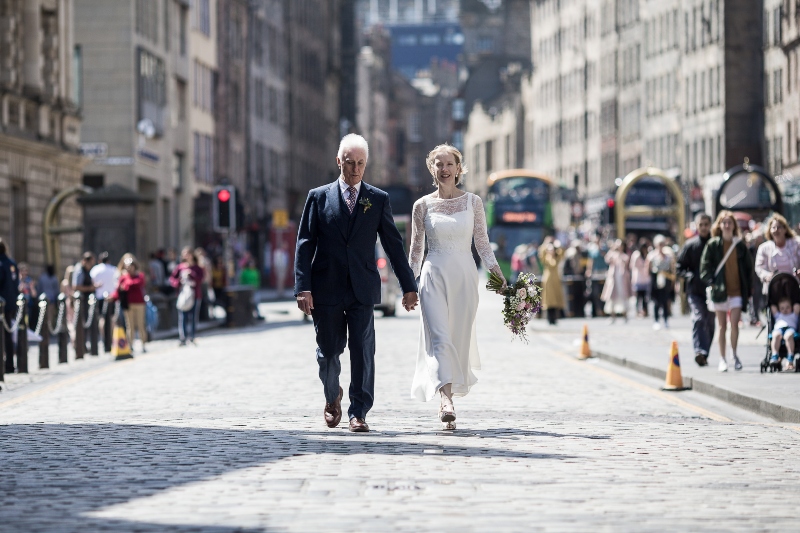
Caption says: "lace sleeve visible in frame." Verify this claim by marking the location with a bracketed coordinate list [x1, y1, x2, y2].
[409, 199, 426, 278]
[472, 194, 499, 271]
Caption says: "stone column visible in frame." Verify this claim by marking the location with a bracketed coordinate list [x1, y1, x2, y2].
[23, 0, 42, 92]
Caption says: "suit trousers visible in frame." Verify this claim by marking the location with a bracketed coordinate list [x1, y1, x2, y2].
[313, 280, 375, 420]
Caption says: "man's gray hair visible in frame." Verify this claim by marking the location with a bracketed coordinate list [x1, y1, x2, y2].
[337, 133, 369, 160]
[695, 212, 711, 224]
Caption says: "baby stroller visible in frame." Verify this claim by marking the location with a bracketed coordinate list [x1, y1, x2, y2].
[761, 272, 800, 373]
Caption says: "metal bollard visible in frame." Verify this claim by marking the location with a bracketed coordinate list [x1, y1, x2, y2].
[0, 297, 5, 385]
[16, 294, 28, 374]
[103, 292, 112, 353]
[57, 294, 68, 364]
[38, 295, 49, 370]
[73, 291, 85, 360]
[88, 294, 99, 356]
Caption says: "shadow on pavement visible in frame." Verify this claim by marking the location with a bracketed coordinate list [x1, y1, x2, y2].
[0, 423, 575, 532]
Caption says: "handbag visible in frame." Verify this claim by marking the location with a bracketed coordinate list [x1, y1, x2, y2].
[176, 281, 195, 312]
[706, 237, 741, 305]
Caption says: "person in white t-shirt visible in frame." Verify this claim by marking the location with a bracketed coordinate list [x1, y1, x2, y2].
[770, 296, 800, 369]
[90, 252, 119, 301]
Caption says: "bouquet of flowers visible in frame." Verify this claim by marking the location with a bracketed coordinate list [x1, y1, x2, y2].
[486, 271, 542, 343]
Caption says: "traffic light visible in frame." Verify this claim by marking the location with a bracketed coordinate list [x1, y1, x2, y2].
[213, 185, 236, 232]
[606, 198, 615, 226]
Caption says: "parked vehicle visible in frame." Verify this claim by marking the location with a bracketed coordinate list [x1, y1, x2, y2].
[375, 240, 401, 317]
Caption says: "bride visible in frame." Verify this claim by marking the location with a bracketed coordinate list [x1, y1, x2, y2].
[409, 144, 506, 430]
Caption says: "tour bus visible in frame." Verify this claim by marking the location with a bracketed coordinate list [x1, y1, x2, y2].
[485, 170, 571, 276]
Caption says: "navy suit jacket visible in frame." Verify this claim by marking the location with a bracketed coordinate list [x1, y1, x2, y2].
[294, 180, 417, 306]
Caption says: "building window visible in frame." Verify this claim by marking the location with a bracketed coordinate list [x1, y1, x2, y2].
[230, 11, 244, 59]
[193, 0, 211, 36]
[485, 140, 494, 172]
[230, 82, 240, 128]
[408, 112, 421, 142]
[452, 99, 465, 121]
[176, 78, 186, 120]
[193, 132, 214, 184]
[254, 79, 264, 118]
[164, 0, 170, 51]
[193, 60, 214, 112]
[73, 45, 82, 108]
[173, 151, 184, 191]
[268, 86, 278, 123]
[135, 0, 159, 43]
[137, 48, 166, 135]
[179, 4, 188, 55]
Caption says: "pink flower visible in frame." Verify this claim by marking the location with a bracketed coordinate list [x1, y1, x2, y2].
[517, 288, 527, 299]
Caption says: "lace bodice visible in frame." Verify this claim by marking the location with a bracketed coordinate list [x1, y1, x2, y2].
[408, 192, 500, 278]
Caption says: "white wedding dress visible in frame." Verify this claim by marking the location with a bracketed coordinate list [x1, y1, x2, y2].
[409, 192, 500, 402]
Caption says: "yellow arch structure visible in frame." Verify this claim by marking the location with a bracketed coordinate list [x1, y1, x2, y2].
[43, 185, 93, 274]
[615, 167, 686, 246]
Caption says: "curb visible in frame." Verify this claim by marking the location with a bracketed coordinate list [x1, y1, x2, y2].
[591, 349, 800, 424]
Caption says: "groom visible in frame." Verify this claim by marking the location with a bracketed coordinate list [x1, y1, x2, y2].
[295, 134, 418, 432]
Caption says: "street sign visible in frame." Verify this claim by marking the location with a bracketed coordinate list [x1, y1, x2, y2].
[79, 142, 108, 159]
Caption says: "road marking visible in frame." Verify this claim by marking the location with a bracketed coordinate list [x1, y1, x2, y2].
[0, 353, 151, 411]
[551, 350, 732, 422]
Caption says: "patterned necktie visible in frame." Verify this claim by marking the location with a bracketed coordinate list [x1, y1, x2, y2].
[346, 186, 357, 214]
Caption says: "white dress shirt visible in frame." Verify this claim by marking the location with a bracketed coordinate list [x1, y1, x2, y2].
[338, 177, 361, 205]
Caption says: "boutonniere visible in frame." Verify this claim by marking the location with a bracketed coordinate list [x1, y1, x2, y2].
[358, 197, 372, 213]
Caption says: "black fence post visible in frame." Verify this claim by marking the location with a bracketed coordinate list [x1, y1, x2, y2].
[16, 294, 28, 374]
[103, 292, 113, 353]
[57, 294, 68, 364]
[38, 295, 49, 370]
[73, 291, 84, 360]
[88, 294, 99, 356]
[0, 298, 5, 385]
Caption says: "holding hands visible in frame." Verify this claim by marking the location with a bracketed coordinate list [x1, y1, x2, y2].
[402, 291, 419, 311]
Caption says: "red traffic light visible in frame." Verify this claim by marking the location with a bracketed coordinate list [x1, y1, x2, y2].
[606, 198, 615, 208]
[217, 189, 231, 202]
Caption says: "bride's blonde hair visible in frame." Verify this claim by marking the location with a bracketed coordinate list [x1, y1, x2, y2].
[426, 144, 469, 186]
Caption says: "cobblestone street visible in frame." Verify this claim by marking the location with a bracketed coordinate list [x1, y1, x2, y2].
[1, 289, 799, 532]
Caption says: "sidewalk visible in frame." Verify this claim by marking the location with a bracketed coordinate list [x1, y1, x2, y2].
[531, 309, 800, 423]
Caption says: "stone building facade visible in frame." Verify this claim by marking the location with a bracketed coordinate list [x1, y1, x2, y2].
[76, 0, 192, 261]
[188, 0, 217, 247]
[214, 0, 248, 220]
[247, 0, 288, 223]
[521, 0, 764, 207]
[284, 0, 342, 216]
[0, 0, 85, 274]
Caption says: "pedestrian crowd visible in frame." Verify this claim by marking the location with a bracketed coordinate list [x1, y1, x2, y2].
[519, 209, 800, 373]
[0, 238, 286, 372]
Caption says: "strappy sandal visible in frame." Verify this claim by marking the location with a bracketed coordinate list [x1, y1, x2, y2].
[441, 420, 456, 430]
[439, 403, 456, 423]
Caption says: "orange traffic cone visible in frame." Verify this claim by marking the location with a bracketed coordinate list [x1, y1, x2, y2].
[662, 340, 690, 391]
[578, 324, 592, 360]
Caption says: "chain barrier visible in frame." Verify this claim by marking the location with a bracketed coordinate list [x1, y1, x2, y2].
[83, 296, 97, 329]
[48, 298, 67, 335]
[100, 297, 109, 317]
[0, 298, 25, 333]
[71, 296, 81, 331]
[33, 299, 48, 336]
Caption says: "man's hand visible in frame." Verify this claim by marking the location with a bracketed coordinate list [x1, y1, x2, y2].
[297, 291, 314, 315]
[402, 292, 418, 311]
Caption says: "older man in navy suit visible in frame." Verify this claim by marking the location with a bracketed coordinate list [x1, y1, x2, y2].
[295, 134, 418, 432]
